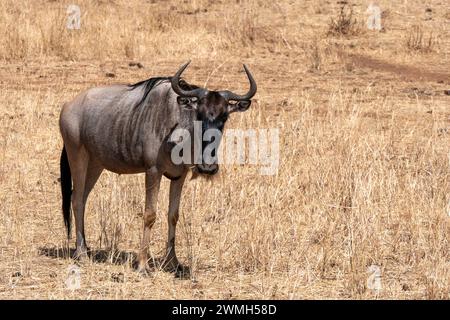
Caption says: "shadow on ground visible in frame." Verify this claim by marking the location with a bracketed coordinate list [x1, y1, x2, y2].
[38, 247, 137, 265]
[38, 247, 191, 279]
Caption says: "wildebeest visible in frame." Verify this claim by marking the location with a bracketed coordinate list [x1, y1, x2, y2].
[59, 61, 257, 275]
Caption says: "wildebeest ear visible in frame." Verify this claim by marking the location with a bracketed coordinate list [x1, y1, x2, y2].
[228, 100, 251, 113]
[177, 96, 198, 110]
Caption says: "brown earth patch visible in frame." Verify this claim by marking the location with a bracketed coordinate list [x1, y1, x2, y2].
[342, 52, 450, 84]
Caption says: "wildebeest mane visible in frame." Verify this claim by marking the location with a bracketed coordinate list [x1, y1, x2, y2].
[128, 76, 201, 108]
[128, 76, 170, 108]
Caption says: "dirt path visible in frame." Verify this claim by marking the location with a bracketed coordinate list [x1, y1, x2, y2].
[344, 52, 450, 84]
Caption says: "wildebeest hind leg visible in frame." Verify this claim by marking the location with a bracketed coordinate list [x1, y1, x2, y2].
[66, 145, 90, 260]
[83, 161, 103, 203]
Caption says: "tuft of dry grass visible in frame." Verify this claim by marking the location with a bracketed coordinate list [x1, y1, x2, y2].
[327, 4, 362, 37]
[0, 0, 449, 300]
[306, 40, 322, 72]
[405, 25, 436, 53]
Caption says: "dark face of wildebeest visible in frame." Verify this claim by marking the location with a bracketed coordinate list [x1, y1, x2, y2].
[170, 62, 256, 175]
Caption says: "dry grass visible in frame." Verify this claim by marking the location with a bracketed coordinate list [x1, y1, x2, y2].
[0, 0, 449, 299]
[405, 25, 436, 53]
[327, 4, 362, 37]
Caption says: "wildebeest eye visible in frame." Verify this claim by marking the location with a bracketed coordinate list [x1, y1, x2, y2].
[237, 100, 251, 110]
[227, 100, 251, 113]
[177, 96, 197, 110]
[177, 97, 189, 105]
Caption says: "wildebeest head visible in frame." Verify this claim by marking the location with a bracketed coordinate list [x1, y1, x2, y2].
[170, 61, 257, 175]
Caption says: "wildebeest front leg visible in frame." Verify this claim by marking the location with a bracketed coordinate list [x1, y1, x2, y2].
[138, 167, 161, 274]
[164, 173, 187, 276]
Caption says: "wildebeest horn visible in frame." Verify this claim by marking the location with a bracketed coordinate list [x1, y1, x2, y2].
[219, 64, 257, 101]
[171, 61, 206, 98]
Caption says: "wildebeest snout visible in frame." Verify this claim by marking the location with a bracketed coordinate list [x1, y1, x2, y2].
[197, 163, 219, 175]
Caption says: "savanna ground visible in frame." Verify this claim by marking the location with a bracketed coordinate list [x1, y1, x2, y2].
[0, 0, 449, 299]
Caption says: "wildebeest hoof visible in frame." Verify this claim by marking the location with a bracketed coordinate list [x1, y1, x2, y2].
[174, 264, 190, 279]
[137, 264, 152, 277]
[73, 249, 89, 262]
[163, 258, 190, 278]
[162, 258, 181, 272]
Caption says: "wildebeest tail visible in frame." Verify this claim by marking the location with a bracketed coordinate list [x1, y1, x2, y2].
[60, 146, 72, 239]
